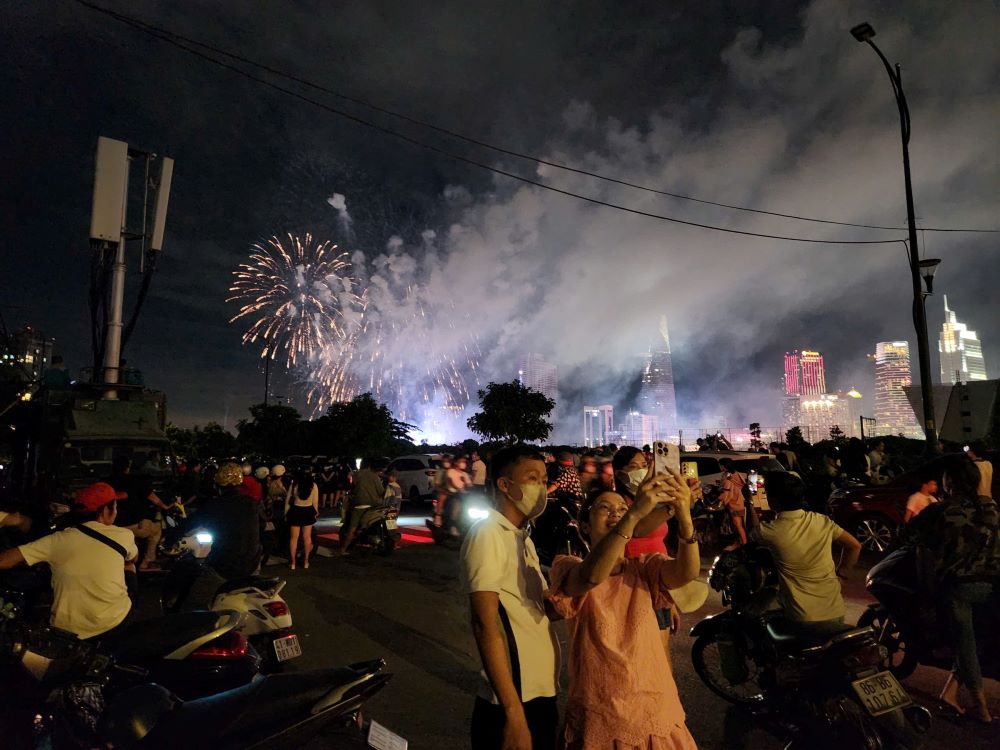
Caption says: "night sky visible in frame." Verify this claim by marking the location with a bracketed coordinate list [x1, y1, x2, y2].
[3, 0, 997, 442]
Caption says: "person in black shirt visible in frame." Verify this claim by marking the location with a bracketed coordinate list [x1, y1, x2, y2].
[108, 455, 173, 571]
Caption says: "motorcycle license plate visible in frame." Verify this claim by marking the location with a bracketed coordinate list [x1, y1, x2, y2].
[368, 720, 407, 750]
[273, 634, 302, 662]
[851, 671, 911, 716]
[386, 517, 398, 530]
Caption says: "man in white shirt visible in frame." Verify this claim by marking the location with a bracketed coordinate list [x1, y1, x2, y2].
[0, 482, 138, 640]
[470, 451, 488, 488]
[752, 472, 862, 634]
[904, 477, 938, 523]
[460, 445, 559, 750]
[966, 442, 994, 498]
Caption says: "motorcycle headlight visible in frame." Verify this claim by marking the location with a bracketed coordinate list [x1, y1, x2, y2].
[195, 532, 214, 544]
[466, 507, 489, 520]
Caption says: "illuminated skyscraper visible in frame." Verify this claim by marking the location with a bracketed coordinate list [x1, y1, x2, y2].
[638, 316, 678, 437]
[939, 296, 987, 384]
[620, 411, 659, 448]
[799, 351, 827, 396]
[517, 353, 558, 402]
[784, 351, 801, 395]
[583, 405, 614, 447]
[874, 342, 922, 438]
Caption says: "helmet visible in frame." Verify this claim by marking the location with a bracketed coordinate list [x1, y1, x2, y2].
[241, 463, 252, 476]
[271, 464, 286, 477]
[254, 466, 269, 480]
[214, 462, 244, 487]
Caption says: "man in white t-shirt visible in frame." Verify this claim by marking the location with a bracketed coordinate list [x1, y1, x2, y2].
[904, 477, 938, 523]
[966, 442, 994, 498]
[460, 445, 559, 750]
[0, 482, 138, 640]
[470, 452, 488, 487]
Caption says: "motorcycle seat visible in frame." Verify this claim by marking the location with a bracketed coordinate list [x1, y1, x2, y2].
[108, 611, 227, 664]
[215, 576, 281, 596]
[129, 665, 385, 748]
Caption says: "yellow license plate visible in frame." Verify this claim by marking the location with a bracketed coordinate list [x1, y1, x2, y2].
[851, 671, 911, 716]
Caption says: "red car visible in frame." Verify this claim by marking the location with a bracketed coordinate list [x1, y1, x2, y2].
[827, 451, 998, 553]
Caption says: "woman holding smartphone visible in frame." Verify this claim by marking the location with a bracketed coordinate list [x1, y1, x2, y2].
[546, 466, 700, 749]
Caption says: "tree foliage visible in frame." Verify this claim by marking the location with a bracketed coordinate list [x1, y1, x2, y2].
[467, 381, 555, 445]
[236, 403, 305, 458]
[166, 422, 238, 460]
[313, 393, 414, 459]
[785, 426, 808, 452]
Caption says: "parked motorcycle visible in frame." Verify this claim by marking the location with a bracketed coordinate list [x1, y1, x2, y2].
[530, 492, 589, 567]
[161, 559, 299, 671]
[0, 590, 399, 750]
[689, 546, 930, 749]
[425, 490, 491, 545]
[858, 546, 1000, 681]
[691, 484, 727, 551]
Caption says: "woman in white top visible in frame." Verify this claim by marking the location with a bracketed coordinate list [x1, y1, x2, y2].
[285, 471, 319, 570]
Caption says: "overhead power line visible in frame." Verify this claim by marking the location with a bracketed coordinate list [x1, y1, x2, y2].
[77, 0, 971, 245]
[73, 1, 1000, 237]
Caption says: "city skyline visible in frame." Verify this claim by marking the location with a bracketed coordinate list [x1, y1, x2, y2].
[637, 316, 679, 438]
[939, 295, 987, 385]
[517, 352, 558, 405]
[873, 341, 922, 439]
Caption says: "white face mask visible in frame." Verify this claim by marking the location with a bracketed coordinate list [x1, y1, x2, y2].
[625, 468, 647, 490]
[504, 481, 548, 520]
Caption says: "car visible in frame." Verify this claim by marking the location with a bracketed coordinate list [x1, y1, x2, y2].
[680, 451, 786, 513]
[827, 451, 1000, 554]
[386, 454, 444, 502]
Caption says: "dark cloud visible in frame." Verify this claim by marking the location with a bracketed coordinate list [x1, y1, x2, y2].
[2, 0, 996, 440]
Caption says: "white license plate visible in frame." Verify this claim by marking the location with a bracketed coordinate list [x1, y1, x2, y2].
[273, 634, 302, 662]
[851, 671, 911, 716]
[386, 518, 398, 530]
[368, 719, 407, 750]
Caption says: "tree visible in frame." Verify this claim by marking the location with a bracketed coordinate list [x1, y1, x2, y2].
[467, 381, 555, 445]
[748, 422, 764, 452]
[313, 393, 414, 459]
[167, 422, 238, 460]
[785, 426, 808, 452]
[237, 403, 305, 458]
[829, 424, 845, 443]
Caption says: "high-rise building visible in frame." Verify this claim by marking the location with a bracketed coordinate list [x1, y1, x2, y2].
[939, 296, 987, 384]
[874, 342, 922, 438]
[583, 405, 614, 447]
[797, 391, 861, 440]
[517, 353, 558, 403]
[620, 411, 659, 448]
[784, 351, 801, 395]
[799, 351, 827, 396]
[6, 325, 55, 383]
[638, 316, 678, 437]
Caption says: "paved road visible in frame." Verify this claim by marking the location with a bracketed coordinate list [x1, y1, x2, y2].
[268, 510, 997, 749]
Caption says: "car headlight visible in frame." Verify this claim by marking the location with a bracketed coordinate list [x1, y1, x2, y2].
[466, 507, 489, 520]
[195, 532, 214, 544]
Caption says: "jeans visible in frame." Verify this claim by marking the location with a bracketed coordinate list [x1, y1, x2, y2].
[471, 696, 557, 750]
[946, 581, 994, 690]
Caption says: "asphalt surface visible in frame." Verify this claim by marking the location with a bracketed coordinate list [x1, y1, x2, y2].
[259, 506, 998, 749]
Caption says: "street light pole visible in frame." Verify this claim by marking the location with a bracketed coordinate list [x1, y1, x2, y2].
[851, 22, 938, 450]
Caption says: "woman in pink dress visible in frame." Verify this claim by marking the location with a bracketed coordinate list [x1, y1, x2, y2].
[547, 466, 701, 750]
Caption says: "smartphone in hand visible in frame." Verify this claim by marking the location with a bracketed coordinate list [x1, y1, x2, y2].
[652, 441, 680, 475]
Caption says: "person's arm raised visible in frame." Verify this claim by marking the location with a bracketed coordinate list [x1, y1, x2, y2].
[561, 472, 673, 597]
[655, 468, 701, 589]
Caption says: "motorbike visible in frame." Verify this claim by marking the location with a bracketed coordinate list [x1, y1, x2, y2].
[0, 590, 398, 750]
[530, 491, 589, 567]
[858, 546, 1000, 681]
[425, 490, 491, 545]
[691, 484, 728, 551]
[346, 503, 401, 556]
[689, 546, 930, 749]
[161, 558, 300, 672]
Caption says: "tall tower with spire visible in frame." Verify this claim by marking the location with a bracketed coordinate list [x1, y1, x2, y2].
[939, 295, 987, 384]
[638, 316, 678, 438]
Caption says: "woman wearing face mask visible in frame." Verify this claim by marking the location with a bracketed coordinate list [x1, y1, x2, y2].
[546, 467, 700, 749]
[612, 447, 681, 645]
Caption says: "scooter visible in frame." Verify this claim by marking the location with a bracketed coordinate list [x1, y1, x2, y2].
[161, 558, 300, 671]
[426, 490, 491, 545]
[0, 590, 401, 750]
[346, 504, 401, 556]
[858, 545, 1000, 681]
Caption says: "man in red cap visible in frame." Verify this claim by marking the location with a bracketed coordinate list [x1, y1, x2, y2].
[0, 482, 138, 640]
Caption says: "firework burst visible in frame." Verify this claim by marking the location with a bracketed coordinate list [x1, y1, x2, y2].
[227, 233, 362, 366]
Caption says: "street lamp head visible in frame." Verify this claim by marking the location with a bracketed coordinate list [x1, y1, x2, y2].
[918, 258, 941, 295]
[851, 22, 876, 42]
